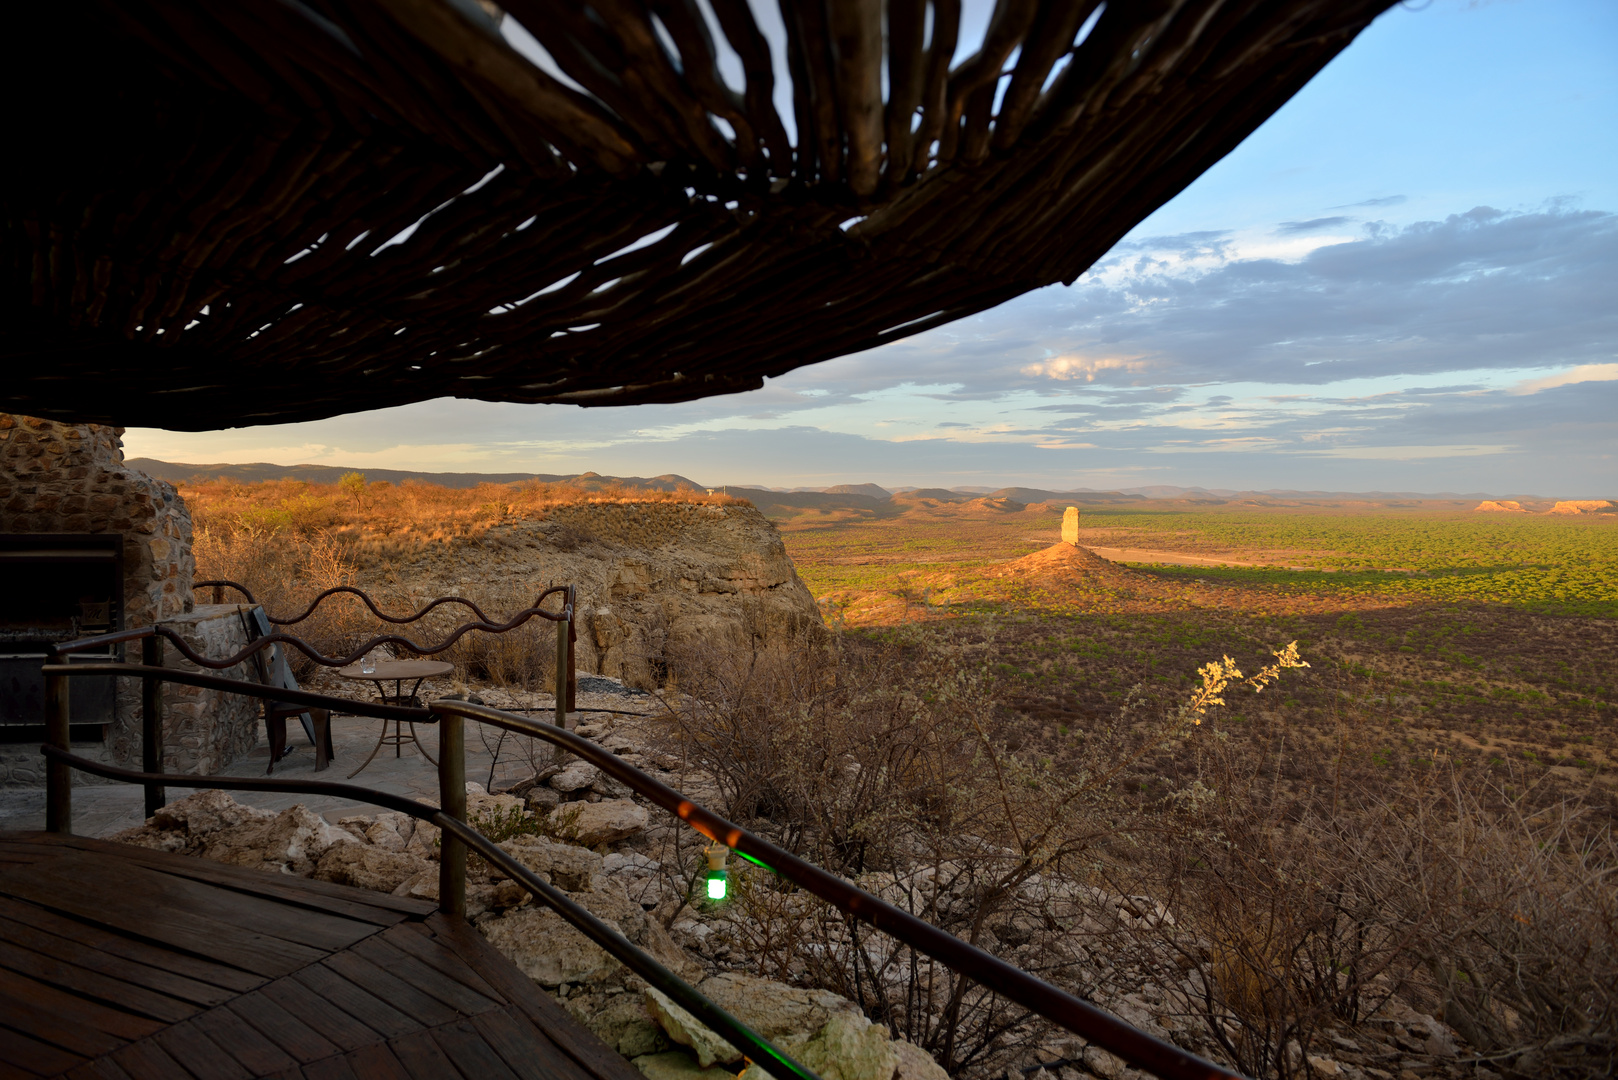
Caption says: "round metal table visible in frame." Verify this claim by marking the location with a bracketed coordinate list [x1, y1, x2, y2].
[337, 659, 454, 779]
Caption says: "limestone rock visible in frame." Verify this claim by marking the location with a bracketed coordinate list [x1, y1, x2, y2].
[1062, 506, 1081, 545]
[632, 1051, 737, 1080]
[567, 990, 672, 1057]
[468, 787, 525, 817]
[892, 1039, 948, 1080]
[646, 973, 874, 1070]
[197, 804, 356, 875]
[527, 787, 563, 814]
[1083, 1044, 1126, 1080]
[552, 762, 602, 792]
[644, 988, 740, 1067]
[150, 789, 273, 837]
[501, 835, 603, 892]
[478, 906, 623, 987]
[793, 1011, 898, 1080]
[570, 799, 649, 847]
[313, 843, 431, 893]
[698, 973, 863, 1043]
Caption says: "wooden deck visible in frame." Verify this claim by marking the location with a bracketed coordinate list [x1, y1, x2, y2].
[0, 833, 643, 1080]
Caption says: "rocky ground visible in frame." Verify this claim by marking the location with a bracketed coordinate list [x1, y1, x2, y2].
[107, 707, 951, 1080]
[106, 702, 1502, 1080]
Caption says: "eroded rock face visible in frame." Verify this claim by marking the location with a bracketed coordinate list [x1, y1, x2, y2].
[394, 502, 822, 689]
[501, 835, 604, 891]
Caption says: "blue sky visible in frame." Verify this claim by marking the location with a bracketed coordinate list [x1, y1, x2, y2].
[126, 0, 1618, 496]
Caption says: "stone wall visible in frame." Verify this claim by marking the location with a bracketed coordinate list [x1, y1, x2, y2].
[1, 414, 262, 784]
[0, 414, 194, 628]
[114, 606, 263, 776]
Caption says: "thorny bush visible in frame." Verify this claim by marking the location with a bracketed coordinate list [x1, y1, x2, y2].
[660, 627, 1614, 1079]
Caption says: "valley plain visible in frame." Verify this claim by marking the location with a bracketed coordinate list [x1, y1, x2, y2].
[770, 493, 1618, 788]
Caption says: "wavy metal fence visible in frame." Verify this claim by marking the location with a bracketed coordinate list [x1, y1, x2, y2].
[39, 606, 1244, 1080]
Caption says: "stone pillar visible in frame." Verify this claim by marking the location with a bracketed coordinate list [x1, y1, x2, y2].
[1062, 506, 1081, 546]
[0, 414, 195, 627]
[0, 414, 249, 785]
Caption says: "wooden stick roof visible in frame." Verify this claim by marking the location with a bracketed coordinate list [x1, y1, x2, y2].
[4, 0, 1392, 430]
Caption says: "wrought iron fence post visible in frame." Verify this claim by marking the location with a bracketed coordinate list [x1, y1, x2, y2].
[142, 634, 166, 818]
[437, 710, 467, 917]
[44, 659, 71, 833]
[566, 586, 577, 714]
[554, 605, 569, 729]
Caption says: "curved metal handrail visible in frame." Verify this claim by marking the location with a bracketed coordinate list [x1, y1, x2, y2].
[48, 661, 431, 722]
[36, 657, 1245, 1080]
[194, 580, 568, 629]
[432, 701, 1244, 1080]
[194, 578, 257, 604]
[37, 746, 820, 1080]
[51, 594, 572, 672]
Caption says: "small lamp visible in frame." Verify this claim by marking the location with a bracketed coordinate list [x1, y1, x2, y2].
[704, 843, 730, 901]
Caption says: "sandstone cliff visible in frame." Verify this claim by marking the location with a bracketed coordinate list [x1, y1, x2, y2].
[383, 501, 822, 689]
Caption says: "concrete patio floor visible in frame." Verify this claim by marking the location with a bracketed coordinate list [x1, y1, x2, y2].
[0, 694, 655, 837]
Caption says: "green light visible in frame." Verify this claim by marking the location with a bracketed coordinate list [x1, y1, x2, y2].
[706, 871, 728, 901]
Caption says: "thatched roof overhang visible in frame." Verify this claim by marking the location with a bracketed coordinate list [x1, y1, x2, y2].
[4, 0, 1393, 430]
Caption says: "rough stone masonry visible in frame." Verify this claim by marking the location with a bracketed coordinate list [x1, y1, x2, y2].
[0, 414, 259, 783]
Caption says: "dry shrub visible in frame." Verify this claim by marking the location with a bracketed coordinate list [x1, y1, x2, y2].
[657, 625, 1245, 1076]
[193, 524, 377, 672]
[1110, 711, 1618, 1079]
[194, 522, 565, 686]
[182, 474, 746, 552]
[659, 631, 1615, 1079]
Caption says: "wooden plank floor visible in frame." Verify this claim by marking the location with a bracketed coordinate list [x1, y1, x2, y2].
[0, 833, 644, 1080]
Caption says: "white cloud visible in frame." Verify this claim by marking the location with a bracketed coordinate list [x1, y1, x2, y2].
[1508, 363, 1618, 395]
[1303, 444, 1512, 460]
[1020, 355, 1149, 382]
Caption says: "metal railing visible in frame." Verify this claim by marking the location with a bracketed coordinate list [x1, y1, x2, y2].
[194, 579, 578, 714]
[36, 639, 1245, 1080]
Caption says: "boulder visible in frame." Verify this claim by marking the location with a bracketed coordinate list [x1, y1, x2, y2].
[477, 906, 623, 987]
[631, 1051, 738, 1080]
[646, 973, 873, 1070]
[552, 762, 602, 792]
[570, 799, 649, 847]
[892, 1040, 948, 1080]
[197, 804, 356, 875]
[644, 989, 740, 1068]
[1083, 1044, 1125, 1080]
[314, 843, 432, 893]
[149, 789, 273, 836]
[567, 990, 672, 1058]
[791, 1011, 898, 1080]
[501, 835, 604, 892]
[698, 973, 863, 1044]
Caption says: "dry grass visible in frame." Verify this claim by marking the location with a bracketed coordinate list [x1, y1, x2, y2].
[181, 474, 747, 547]
[192, 524, 564, 684]
[652, 626, 1616, 1079]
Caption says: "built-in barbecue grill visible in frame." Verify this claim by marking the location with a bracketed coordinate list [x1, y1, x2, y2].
[0, 534, 122, 740]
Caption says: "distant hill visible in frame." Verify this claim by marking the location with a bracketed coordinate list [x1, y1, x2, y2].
[129, 459, 707, 493]
[824, 483, 892, 499]
[127, 459, 1576, 510]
